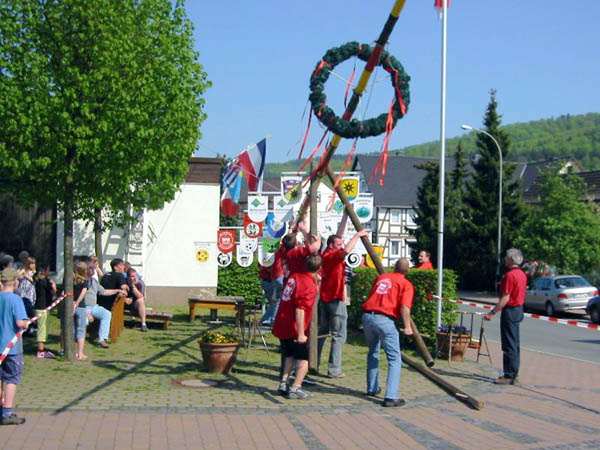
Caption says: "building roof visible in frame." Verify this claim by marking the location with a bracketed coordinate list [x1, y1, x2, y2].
[185, 157, 222, 184]
[353, 154, 455, 208]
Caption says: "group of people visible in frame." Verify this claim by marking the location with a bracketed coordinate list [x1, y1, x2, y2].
[0, 251, 150, 425]
[257, 221, 425, 406]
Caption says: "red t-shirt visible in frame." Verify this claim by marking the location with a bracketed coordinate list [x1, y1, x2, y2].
[285, 245, 310, 274]
[500, 267, 527, 307]
[271, 246, 287, 279]
[272, 272, 318, 340]
[362, 273, 414, 320]
[319, 248, 346, 302]
[416, 261, 434, 270]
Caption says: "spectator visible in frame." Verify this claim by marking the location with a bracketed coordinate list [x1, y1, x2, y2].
[33, 266, 57, 358]
[0, 253, 14, 271]
[317, 230, 368, 378]
[15, 257, 36, 334]
[72, 262, 91, 360]
[361, 258, 414, 407]
[415, 250, 433, 270]
[272, 253, 322, 399]
[88, 256, 104, 281]
[126, 269, 148, 332]
[13, 251, 29, 271]
[99, 258, 128, 312]
[259, 264, 275, 326]
[484, 248, 527, 385]
[0, 267, 29, 425]
[85, 262, 122, 349]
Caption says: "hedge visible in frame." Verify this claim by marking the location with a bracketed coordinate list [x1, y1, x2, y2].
[349, 267, 459, 339]
[217, 261, 264, 306]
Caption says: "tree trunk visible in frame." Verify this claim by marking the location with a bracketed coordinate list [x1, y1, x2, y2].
[94, 207, 103, 268]
[61, 199, 75, 361]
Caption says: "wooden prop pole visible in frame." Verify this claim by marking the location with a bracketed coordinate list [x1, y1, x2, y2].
[309, 164, 319, 372]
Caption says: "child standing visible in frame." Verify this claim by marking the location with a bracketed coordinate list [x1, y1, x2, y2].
[72, 262, 90, 361]
[0, 268, 30, 425]
[272, 253, 322, 399]
[34, 267, 57, 358]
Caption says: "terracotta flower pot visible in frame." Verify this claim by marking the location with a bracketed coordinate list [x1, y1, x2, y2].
[436, 332, 471, 362]
[199, 341, 240, 374]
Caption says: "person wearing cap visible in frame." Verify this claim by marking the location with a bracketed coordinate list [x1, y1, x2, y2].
[0, 268, 30, 425]
[361, 258, 414, 407]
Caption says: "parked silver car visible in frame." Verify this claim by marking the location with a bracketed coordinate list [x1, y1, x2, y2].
[525, 275, 599, 316]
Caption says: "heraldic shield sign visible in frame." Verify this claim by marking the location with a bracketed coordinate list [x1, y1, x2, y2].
[247, 195, 268, 222]
[281, 175, 303, 204]
[354, 193, 374, 223]
[217, 229, 236, 253]
[236, 245, 254, 268]
[243, 214, 263, 238]
[340, 176, 359, 201]
[217, 251, 232, 268]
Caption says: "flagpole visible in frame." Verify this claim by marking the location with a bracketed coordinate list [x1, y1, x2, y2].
[436, 0, 448, 331]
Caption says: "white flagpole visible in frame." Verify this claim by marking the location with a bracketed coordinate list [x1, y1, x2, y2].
[436, 0, 448, 331]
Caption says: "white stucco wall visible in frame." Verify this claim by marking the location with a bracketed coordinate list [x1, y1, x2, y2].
[143, 183, 219, 288]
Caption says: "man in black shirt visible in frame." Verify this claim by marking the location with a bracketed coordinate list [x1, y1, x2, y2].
[99, 258, 128, 311]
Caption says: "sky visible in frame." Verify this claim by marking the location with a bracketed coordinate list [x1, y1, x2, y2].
[186, 1, 600, 163]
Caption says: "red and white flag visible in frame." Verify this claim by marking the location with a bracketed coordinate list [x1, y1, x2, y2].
[434, 0, 451, 11]
[238, 138, 266, 191]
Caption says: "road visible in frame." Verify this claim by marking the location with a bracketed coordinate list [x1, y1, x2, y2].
[458, 303, 600, 365]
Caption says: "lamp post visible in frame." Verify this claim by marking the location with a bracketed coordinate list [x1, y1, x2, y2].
[461, 124, 503, 283]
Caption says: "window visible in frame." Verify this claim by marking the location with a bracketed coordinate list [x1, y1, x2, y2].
[390, 240, 400, 257]
[390, 209, 401, 224]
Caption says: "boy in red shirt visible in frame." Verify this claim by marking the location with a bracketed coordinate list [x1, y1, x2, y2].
[317, 229, 367, 378]
[273, 243, 321, 399]
[361, 258, 414, 407]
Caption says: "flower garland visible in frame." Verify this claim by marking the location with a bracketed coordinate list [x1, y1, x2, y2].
[309, 41, 411, 139]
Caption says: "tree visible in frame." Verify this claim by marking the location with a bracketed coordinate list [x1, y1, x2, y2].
[515, 169, 600, 275]
[0, 0, 210, 359]
[459, 90, 524, 290]
[411, 141, 468, 270]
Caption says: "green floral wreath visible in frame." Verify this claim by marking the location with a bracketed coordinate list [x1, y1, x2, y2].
[309, 41, 411, 139]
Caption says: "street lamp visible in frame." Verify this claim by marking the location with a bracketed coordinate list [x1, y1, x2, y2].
[461, 124, 503, 283]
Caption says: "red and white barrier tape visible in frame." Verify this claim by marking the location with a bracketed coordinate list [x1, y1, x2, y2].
[0, 293, 69, 363]
[451, 298, 600, 331]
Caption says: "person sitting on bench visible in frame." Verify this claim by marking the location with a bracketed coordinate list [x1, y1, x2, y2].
[126, 268, 148, 332]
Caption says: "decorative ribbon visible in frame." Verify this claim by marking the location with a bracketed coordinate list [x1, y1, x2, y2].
[369, 101, 395, 186]
[299, 130, 329, 174]
[298, 111, 313, 160]
[392, 67, 407, 116]
[344, 64, 356, 108]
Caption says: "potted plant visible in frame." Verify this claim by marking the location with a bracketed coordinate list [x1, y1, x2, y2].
[436, 325, 471, 362]
[198, 329, 240, 374]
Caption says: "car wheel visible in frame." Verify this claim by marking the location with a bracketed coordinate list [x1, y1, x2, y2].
[590, 306, 600, 325]
[545, 302, 556, 317]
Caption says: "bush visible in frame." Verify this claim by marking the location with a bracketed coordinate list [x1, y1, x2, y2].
[349, 268, 459, 339]
[217, 261, 264, 306]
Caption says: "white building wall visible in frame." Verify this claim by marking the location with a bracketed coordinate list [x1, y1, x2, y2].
[143, 183, 219, 288]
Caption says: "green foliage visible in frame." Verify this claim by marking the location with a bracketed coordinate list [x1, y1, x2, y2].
[459, 90, 525, 289]
[349, 268, 458, 339]
[515, 169, 600, 275]
[199, 328, 239, 344]
[264, 112, 600, 176]
[217, 261, 264, 306]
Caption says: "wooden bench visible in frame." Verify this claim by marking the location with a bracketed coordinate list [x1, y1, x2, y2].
[109, 295, 126, 343]
[125, 309, 173, 329]
[188, 295, 245, 343]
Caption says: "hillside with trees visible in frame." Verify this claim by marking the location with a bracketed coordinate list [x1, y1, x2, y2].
[265, 113, 600, 175]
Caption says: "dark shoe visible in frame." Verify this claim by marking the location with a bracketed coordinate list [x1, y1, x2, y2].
[382, 398, 406, 408]
[494, 376, 515, 385]
[98, 340, 109, 348]
[366, 387, 382, 397]
[140, 324, 148, 332]
[277, 381, 289, 396]
[0, 414, 26, 425]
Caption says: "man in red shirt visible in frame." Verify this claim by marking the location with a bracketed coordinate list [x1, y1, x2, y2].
[361, 258, 414, 407]
[415, 250, 433, 270]
[272, 254, 322, 399]
[484, 248, 527, 385]
[317, 229, 368, 378]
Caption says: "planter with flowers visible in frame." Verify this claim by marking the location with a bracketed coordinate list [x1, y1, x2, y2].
[198, 329, 240, 374]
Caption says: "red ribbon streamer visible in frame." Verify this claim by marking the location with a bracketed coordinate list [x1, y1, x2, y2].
[344, 65, 356, 108]
[392, 68, 407, 116]
[300, 129, 328, 174]
[298, 111, 312, 159]
[369, 101, 395, 187]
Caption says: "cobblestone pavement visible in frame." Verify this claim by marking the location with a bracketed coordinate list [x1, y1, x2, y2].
[1, 314, 599, 449]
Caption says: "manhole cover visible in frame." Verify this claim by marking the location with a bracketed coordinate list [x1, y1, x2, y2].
[178, 379, 218, 388]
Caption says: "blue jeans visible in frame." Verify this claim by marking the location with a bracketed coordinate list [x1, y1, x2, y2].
[90, 305, 111, 341]
[317, 300, 347, 376]
[500, 306, 523, 378]
[74, 307, 88, 340]
[261, 278, 283, 324]
[362, 312, 402, 400]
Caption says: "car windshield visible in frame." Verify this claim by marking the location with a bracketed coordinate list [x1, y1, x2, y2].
[554, 277, 591, 289]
